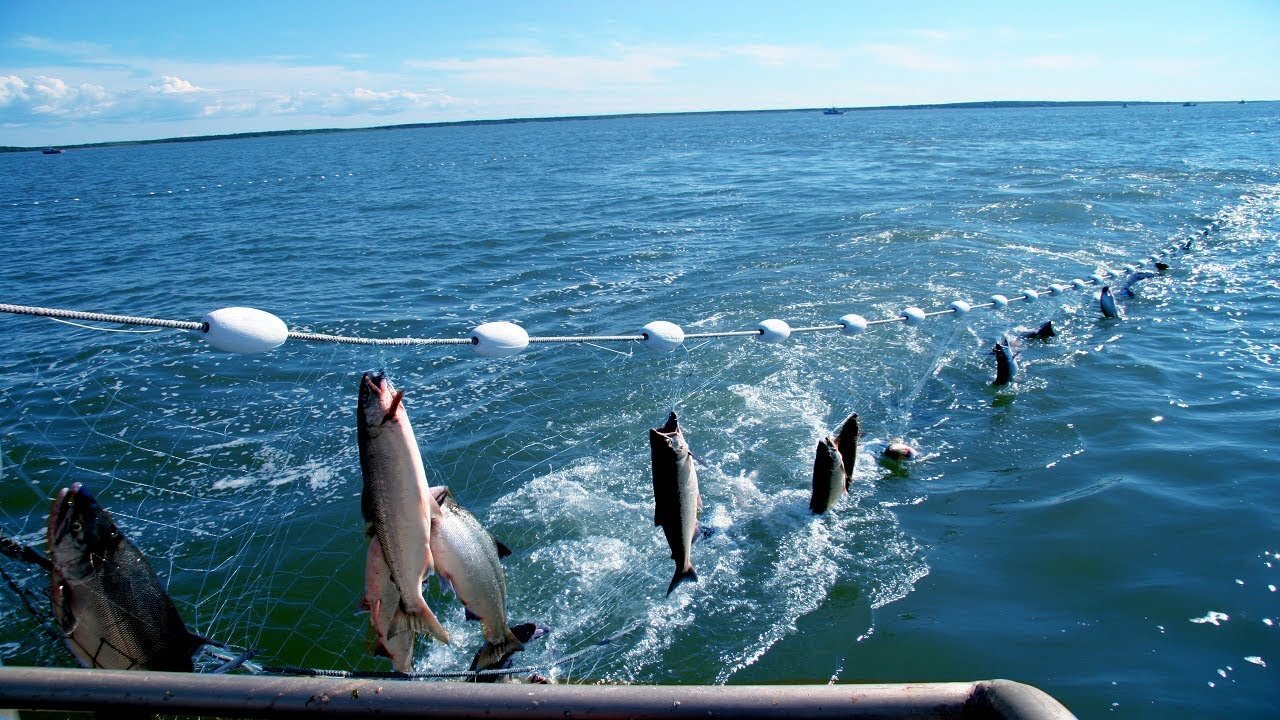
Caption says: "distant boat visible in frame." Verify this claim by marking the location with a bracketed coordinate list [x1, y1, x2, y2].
[41, 147, 63, 155]
[1182, 102, 1196, 107]
[822, 107, 845, 115]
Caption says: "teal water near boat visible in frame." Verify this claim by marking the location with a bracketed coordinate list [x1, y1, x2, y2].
[0, 103, 1277, 717]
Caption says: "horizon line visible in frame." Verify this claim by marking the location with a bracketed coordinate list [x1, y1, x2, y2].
[3, 98, 1268, 153]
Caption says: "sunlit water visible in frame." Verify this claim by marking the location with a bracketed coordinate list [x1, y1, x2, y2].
[1, 103, 1278, 717]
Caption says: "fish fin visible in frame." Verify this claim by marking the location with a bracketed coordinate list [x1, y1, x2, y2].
[696, 494, 703, 513]
[658, 411, 679, 434]
[430, 486, 449, 505]
[493, 538, 513, 559]
[468, 626, 526, 674]
[464, 607, 481, 623]
[381, 390, 405, 425]
[667, 564, 698, 595]
[404, 603, 451, 645]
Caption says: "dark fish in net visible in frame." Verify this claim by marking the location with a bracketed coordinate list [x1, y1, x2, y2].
[47, 483, 204, 671]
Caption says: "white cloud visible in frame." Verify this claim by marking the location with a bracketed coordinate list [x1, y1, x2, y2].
[150, 75, 203, 94]
[0, 70, 453, 130]
[0, 74, 115, 116]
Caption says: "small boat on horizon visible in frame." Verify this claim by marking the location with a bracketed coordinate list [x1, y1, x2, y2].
[1182, 101, 1197, 107]
[822, 107, 845, 115]
[41, 147, 63, 154]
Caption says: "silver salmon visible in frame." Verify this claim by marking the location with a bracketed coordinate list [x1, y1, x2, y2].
[992, 337, 1019, 385]
[649, 412, 701, 595]
[46, 483, 203, 671]
[833, 413, 859, 489]
[358, 372, 449, 655]
[810, 413, 859, 514]
[427, 487, 523, 673]
[809, 438, 844, 514]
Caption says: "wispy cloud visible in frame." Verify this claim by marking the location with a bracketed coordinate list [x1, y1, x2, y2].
[408, 53, 682, 90]
[1024, 55, 1099, 71]
[13, 35, 112, 57]
[729, 44, 840, 69]
[860, 43, 968, 73]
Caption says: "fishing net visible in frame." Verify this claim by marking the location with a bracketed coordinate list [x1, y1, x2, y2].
[1, 146, 1271, 684]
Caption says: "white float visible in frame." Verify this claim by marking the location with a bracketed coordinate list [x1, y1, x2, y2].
[901, 307, 926, 326]
[1022, 289, 1039, 302]
[990, 294, 1009, 309]
[201, 307, 288, 354]
[640, 321, 684, 352]
[1048, 283, 1067, 295]
[1123, 264, 1137, 274]
[1089, 273, 1106, 285]
[839, 314, 867, 335]
[1071, 278, 1088, 289]
[470, 321, 528, 358]
[949, 300, 971, 315]
[757, 319, 791, 343]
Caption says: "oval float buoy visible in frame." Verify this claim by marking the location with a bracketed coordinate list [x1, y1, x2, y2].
[1022, 289, 1039, 302]
[1071, 278, 1088, 290]
[901, 307, 926, 325]
[990, 294, 1009, 309]
[201, 307, 288, 354]
[640, 321, 684, 352]
[1048, 283, 1067, 295]
[757, 319, 791, 343]
[949, 300, 971, 315]
[839, 313, 867, 335]
[470, 322, 528, 358]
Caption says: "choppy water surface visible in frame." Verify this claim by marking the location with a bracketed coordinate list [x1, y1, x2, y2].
[1, 103, 1278, 717]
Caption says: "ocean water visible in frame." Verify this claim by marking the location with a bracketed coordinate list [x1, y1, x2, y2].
[1, 103, 1278, 717]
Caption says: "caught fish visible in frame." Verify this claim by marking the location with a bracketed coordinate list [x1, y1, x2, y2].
[1019, 321, 1056, 340]
[469, 623, 548, 682]
[649, 412, 701, 595]
[360, 534, 417, 672]
[46, 483, 204, 671]
[809, 413, 859, 514]
[427, 487, 524, 674]
[809, 438, 844, 514]
[358, 371, 449, 661]
[882, 439, 917, 461]
[1100, 286, 1119, 318]
[1119, 271, 1157, 297]
[834, 413, 860, 487]
[992, 336, 1020, 385]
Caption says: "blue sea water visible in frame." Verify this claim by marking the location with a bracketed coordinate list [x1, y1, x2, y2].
[1, 103, 1278, 717]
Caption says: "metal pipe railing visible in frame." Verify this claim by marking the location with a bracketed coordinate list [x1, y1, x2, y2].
[0, 667, 1075, 719]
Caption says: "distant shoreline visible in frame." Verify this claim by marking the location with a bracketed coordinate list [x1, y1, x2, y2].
[0, 99, 1253, 153]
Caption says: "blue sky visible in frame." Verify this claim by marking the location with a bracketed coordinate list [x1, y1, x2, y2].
[2, 1, 1277, 146]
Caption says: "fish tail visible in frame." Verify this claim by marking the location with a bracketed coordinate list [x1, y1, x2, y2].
[469, 626, 526, 674]
[667, 563, 698, 595]
[403, 603, 451, 645]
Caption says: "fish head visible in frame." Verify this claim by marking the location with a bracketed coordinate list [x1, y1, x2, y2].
[661, 430, 691, 462]
[47, 483, 122, 581]
[358, 371, 406, 436]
